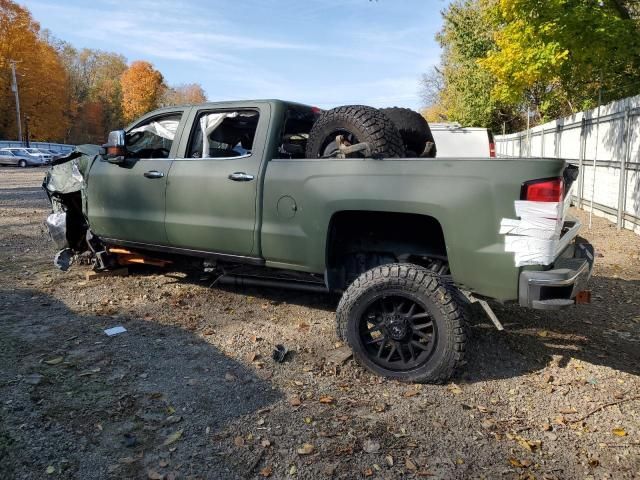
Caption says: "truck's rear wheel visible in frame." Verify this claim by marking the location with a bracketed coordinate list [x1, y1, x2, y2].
[336, 263, 466, 383]
[306, 105, 404, 159]
[380, 107, 436, 157]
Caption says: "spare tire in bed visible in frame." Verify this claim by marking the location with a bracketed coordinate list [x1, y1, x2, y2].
[380, 107, 436, 157]
[306, 105, 405, 159]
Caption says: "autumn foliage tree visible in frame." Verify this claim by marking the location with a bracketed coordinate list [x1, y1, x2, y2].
[426, 0, 640, 131]
[161, 83, 207, 107]
[0, 0, 69, 141]
[120, 61, 165, 123]
[49, 39, 128, 143]
[480, 0, 640, 119]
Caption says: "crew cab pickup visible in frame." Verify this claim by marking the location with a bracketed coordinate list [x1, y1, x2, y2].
[45, 99, 594, 383]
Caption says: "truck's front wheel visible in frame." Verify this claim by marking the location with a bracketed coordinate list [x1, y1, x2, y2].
[336, 264, 466, 383]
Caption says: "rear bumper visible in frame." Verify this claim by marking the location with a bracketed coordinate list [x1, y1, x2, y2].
[519, 240, 594, 310]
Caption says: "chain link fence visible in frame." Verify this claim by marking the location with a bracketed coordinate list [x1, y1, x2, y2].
[495, 94, 640, 234]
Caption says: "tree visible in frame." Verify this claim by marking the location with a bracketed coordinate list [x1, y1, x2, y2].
[120, 61, 165, 123]
[0, 0, 69, 141]
[50, 40, 128, 143]
[160, 83, 207, 107]
[427, 0, 521, 132]
[480, 0, 640, 120]
[421, 104, 448, 123]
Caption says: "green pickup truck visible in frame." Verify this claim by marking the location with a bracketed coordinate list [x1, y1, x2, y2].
[44, 99, 594, 383]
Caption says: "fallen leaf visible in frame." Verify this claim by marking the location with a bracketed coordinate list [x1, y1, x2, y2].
[234, 436, 244, 447]
[44, 356, 64, 365]
[289, 395, 301, 407]
[259, 465, 273, 477]
[515, 436, 542, 452]
[385, 455, 394, 467]
[78, 368, 101, 377]
[405, 458, 417, 471]
[261, 439, 271, 448]
[164, 415, 182, 425]
[404, 389, 419, 398]
[159, 460, 169, 467]
[373, 403, 387, 413]
[297, 443, 314, 455]
[289, 465, 297, 475]
[612, 428, 627, 437]
[246, 352, 257, 363]
[508, 458, 531, 468]
[537, 330, 549, 337]
[46, 466, 55, 475]
[363, 467, 373, 477]
[362, 439, 380, 454]
[559, 407, 577, 414]
[162, 429, 183, 446]
[147, 469, 163, 479]
[447, 384, 463, 395]
[319, 395, 334, 404]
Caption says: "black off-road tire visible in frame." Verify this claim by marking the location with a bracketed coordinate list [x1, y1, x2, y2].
[18, 159, 27, 168]
[336, 263, 466, 383]
[306, 105, 405, 159]
[380, 107, 436, 158]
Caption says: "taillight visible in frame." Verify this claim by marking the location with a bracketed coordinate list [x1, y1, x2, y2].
[488, 130, 496, 157]
[520, 177, 564, 202]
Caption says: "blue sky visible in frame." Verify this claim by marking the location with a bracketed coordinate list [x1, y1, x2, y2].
[24, 0, 449, 110]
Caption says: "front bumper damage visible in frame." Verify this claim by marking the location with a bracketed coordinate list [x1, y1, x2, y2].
[43, 145, 100, 270]
[519, 237, 594, 310]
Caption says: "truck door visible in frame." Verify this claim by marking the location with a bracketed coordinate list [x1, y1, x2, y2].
[86, 110, 187, 245]
[164, 105, 269, 257]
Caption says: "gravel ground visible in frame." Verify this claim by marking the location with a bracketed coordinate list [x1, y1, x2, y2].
[0, 166, 639, 480]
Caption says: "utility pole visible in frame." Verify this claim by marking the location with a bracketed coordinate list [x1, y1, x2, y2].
[9, 60, 23, 144]
[24, 116, 30, 148]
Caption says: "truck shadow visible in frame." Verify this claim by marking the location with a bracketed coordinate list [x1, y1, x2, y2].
[0, 288, 280, 479]
[464, 275, 640, 382]
[162, 267, 640, 382]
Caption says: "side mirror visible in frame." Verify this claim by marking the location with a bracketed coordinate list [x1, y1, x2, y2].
[101, 130, 127, 164]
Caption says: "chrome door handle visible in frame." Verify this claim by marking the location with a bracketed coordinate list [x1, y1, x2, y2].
[143, 170, 164, 179]
[228, 172, 254, 182]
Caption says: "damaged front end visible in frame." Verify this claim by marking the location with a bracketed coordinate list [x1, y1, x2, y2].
[43, 145, 100, 271]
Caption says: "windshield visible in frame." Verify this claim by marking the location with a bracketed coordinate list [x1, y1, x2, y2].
[26, 149, 40, 154]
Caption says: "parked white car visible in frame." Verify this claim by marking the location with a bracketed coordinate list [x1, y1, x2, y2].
[431, 123, 496, 158]
[0, 148, 46, 167]
[0, 147, 52, 165]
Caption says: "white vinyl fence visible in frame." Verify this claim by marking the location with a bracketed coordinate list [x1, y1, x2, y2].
[495, 94, 640, 234]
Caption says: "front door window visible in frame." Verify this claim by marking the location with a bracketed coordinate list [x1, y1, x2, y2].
[126, 114, 182, 159]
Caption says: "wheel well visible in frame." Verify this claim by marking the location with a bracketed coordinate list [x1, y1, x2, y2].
[326, 211, 448, 290]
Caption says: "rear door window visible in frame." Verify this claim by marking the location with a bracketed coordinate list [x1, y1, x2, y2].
[186, 110, 259, 159]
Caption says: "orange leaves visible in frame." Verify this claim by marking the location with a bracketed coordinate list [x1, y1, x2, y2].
[120, 60, 165, 123]
[0, 1, 69, 141]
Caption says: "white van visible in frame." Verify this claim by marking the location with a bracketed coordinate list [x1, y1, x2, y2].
[431, 123, 496, 158]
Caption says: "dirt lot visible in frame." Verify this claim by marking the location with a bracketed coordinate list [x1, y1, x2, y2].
[1, 166, 639, 480]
